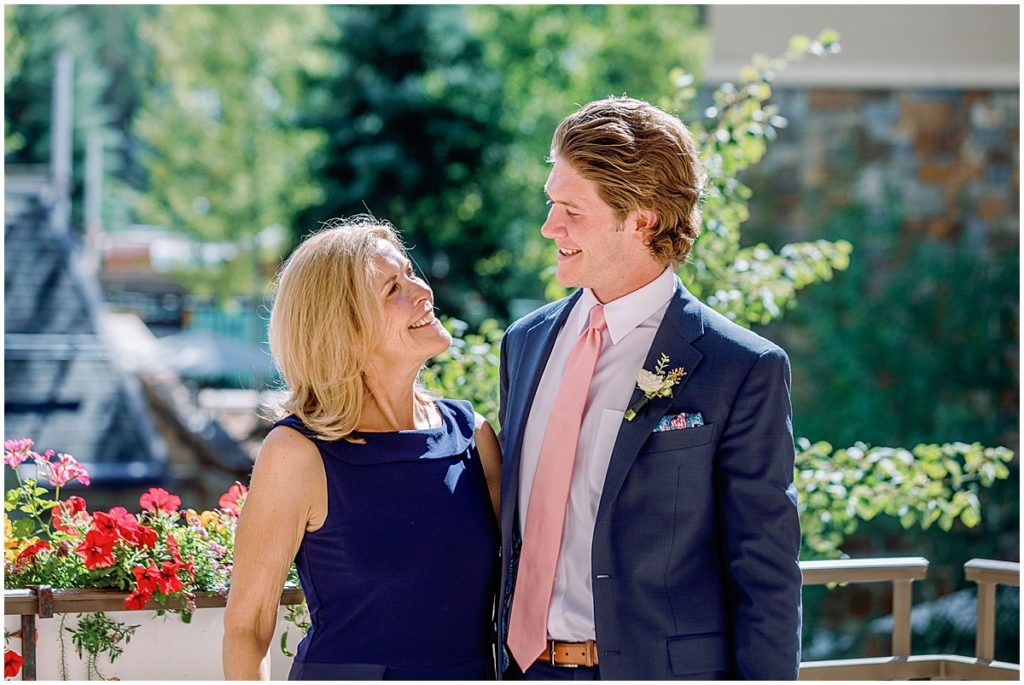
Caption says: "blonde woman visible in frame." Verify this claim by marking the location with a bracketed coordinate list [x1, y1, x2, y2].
[223, 217, 501, 680]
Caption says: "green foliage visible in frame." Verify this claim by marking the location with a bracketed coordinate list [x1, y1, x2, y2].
[785, 201, 1018, 450]
[134, 5, 327, 299]
[4, 7, 27, 155]
[297, 5, 510, 324]
[65, 612, 139, 681]
[280, 602, 312, 659]
[421, 318, 504, 428]
[4, 6, 158, 230]
[671, 30, 852, 326]
[797, 440, 1014, 558]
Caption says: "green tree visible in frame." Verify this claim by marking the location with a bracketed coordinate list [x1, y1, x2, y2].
[133, 5, 327, 300]
[297, 5, 509, 324]
[4, 7, 27, 155]
[4, 5, 155, 230]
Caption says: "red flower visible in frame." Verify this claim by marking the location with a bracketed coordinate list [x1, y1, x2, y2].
[16, 539, 50, 564]
[107, 506, 136, 524]
[5, 650, 23, 677]
[218, 482, 248, 515]
[124, 589, 152, 611]
[166, 533, 195, 580]
[52, 496, 87, 532]
[158, 561, 185, 594]
[104, 507, 157, 548]
[125, 522, 158, 548]
[75, 529, 116, 569]
[139, 487, 181, 514]
[91, 510, 120, 540]
[132, 562, 162, 595]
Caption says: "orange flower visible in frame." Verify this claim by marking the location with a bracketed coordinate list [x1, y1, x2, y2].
[200, 511, 221, 528]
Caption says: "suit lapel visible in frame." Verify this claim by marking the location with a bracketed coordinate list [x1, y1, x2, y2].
[501, 291, 582, 525]
[596, 279, 705, 524]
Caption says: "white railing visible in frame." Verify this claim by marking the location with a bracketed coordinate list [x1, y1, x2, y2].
[798, 557, 1020, 680]
[5, 558, 1019, 680]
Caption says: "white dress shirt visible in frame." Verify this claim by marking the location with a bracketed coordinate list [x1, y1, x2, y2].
[518, 267, 677, 642]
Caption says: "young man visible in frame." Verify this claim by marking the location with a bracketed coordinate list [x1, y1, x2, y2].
[497, 97, 802, 680]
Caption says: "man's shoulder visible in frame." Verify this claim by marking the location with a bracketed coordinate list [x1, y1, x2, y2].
[693, 299, 787, 364]
[505, 293, 577, 339]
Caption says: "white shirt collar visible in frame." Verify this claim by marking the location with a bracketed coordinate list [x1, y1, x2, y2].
[575, 268, 677, 345]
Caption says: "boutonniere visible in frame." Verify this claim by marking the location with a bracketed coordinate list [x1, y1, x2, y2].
[624, 353, 687, 421]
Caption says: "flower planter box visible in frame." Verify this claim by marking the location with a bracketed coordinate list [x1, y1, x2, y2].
[4, 587, 305, 680]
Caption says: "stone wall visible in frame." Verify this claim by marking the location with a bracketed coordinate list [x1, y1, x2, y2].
[740, 87, 1019, 253]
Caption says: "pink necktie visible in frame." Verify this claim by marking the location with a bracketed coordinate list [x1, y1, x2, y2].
[508, 304, 607, 670]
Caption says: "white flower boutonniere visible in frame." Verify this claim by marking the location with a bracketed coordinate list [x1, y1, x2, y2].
[624, 353, 687, 421]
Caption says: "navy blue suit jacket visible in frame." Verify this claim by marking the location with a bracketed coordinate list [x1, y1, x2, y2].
[497, 279, 802, 679]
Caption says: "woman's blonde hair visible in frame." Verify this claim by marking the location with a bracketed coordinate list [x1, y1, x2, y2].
[269, 216, 415, 441]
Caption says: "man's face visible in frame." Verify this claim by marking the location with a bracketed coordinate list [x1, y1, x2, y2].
[542, 157, 659, 303]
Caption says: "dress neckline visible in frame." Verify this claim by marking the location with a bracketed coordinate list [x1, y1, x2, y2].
[352, 399, 448, 436]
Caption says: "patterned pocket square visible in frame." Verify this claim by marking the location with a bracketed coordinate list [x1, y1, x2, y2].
[653, 412, 704, 432]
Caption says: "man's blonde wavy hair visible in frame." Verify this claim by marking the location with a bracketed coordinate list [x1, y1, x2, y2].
[551, 96, 707, 266]
[269, 216, 420, 441]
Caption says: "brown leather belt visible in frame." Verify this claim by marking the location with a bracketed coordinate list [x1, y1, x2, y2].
[536, 639, 600, 667]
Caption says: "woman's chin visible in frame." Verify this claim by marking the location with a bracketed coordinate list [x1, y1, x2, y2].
[427, 329, 453, 358]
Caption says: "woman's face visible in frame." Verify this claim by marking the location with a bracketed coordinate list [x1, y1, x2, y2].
[367, 238, 451, 371]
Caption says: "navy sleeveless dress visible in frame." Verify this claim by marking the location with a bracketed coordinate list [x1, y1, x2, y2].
[274, 399, 500, 680]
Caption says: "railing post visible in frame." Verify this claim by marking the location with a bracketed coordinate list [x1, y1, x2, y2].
[965, 558, 1019, 663]
[974, 580, 996, 660]
[891, 579, 913, 656]
[19, 614, 36, 681]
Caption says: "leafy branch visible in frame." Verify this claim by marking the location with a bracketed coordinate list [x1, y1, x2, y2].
[672, 28, 853, 326]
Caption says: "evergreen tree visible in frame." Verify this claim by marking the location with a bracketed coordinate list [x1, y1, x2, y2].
[298, 5, 509, 324]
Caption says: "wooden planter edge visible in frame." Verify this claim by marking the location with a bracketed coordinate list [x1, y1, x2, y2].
[4, 586, 305, 616]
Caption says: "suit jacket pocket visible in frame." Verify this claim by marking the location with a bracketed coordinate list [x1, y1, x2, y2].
[642, 422, 715, 454]
[667, 632, 729, 676]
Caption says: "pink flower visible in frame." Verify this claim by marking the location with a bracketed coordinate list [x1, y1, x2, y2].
[3, 438, 36, 468]
[139, 488, 181, 514]
[36, 451, 91, 488]
[218, 482, 248, 516]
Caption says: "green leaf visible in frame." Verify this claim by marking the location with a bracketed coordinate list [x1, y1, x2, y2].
[938, 513, 955, 531]
[11, 517, 36, 538]
[959, 507, 980, 528]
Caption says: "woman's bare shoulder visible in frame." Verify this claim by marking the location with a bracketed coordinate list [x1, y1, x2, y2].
[255, 424, 322, 474]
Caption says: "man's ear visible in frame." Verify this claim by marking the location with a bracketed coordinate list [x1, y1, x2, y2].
[631, 209, 658, 240]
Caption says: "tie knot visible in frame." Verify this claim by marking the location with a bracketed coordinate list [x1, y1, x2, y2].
[585, 304, 607, 333]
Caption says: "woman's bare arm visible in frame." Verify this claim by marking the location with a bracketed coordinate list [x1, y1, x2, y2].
[474, 413, 502, 522]
[223, 427, 325, 680]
